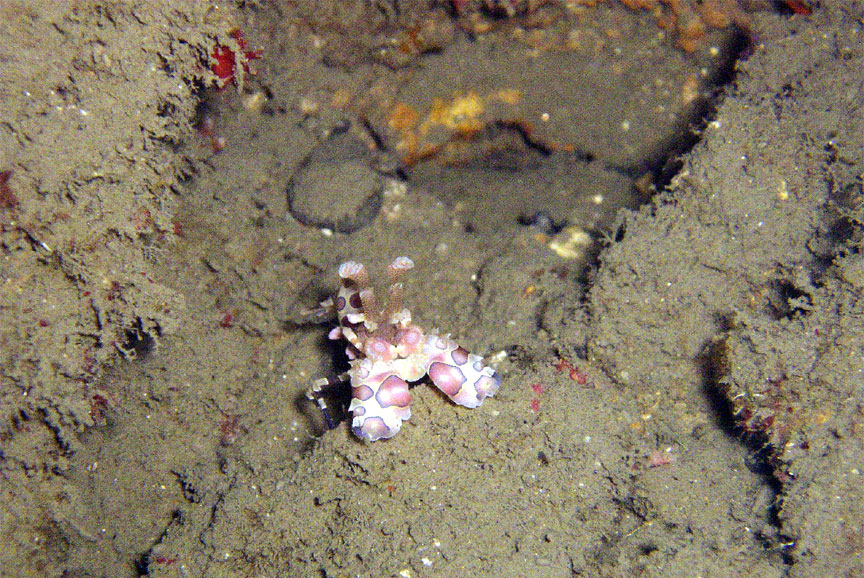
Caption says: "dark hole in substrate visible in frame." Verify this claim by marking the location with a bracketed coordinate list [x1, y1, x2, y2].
[120, 318, 156, 360]
[698, 332, 795, 561]
[765, 279, 813, 320]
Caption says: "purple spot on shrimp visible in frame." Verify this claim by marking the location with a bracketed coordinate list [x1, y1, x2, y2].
[475, 374, 500, 399]
[400, 327, 423, 348]
[428, 362, 467, 397]
[349, 292, 363, 309]
[352, 383, 374, 401]
[354, 417, 390, 441]
[452, 347, 469, 365]
[376, 375, 411, 408]
[335, 295, 346, 311]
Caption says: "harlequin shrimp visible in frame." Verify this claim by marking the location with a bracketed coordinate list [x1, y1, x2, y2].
[307, 257, 500, 441]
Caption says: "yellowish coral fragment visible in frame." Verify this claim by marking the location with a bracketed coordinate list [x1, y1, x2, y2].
[494, 88, 522, 105]
[426, 92, 485, 131]
[777, 179, 789, 201]
[548, 226, 593, 259]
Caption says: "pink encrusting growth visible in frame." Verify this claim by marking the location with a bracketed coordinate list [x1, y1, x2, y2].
[309, 257, 500, 441]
